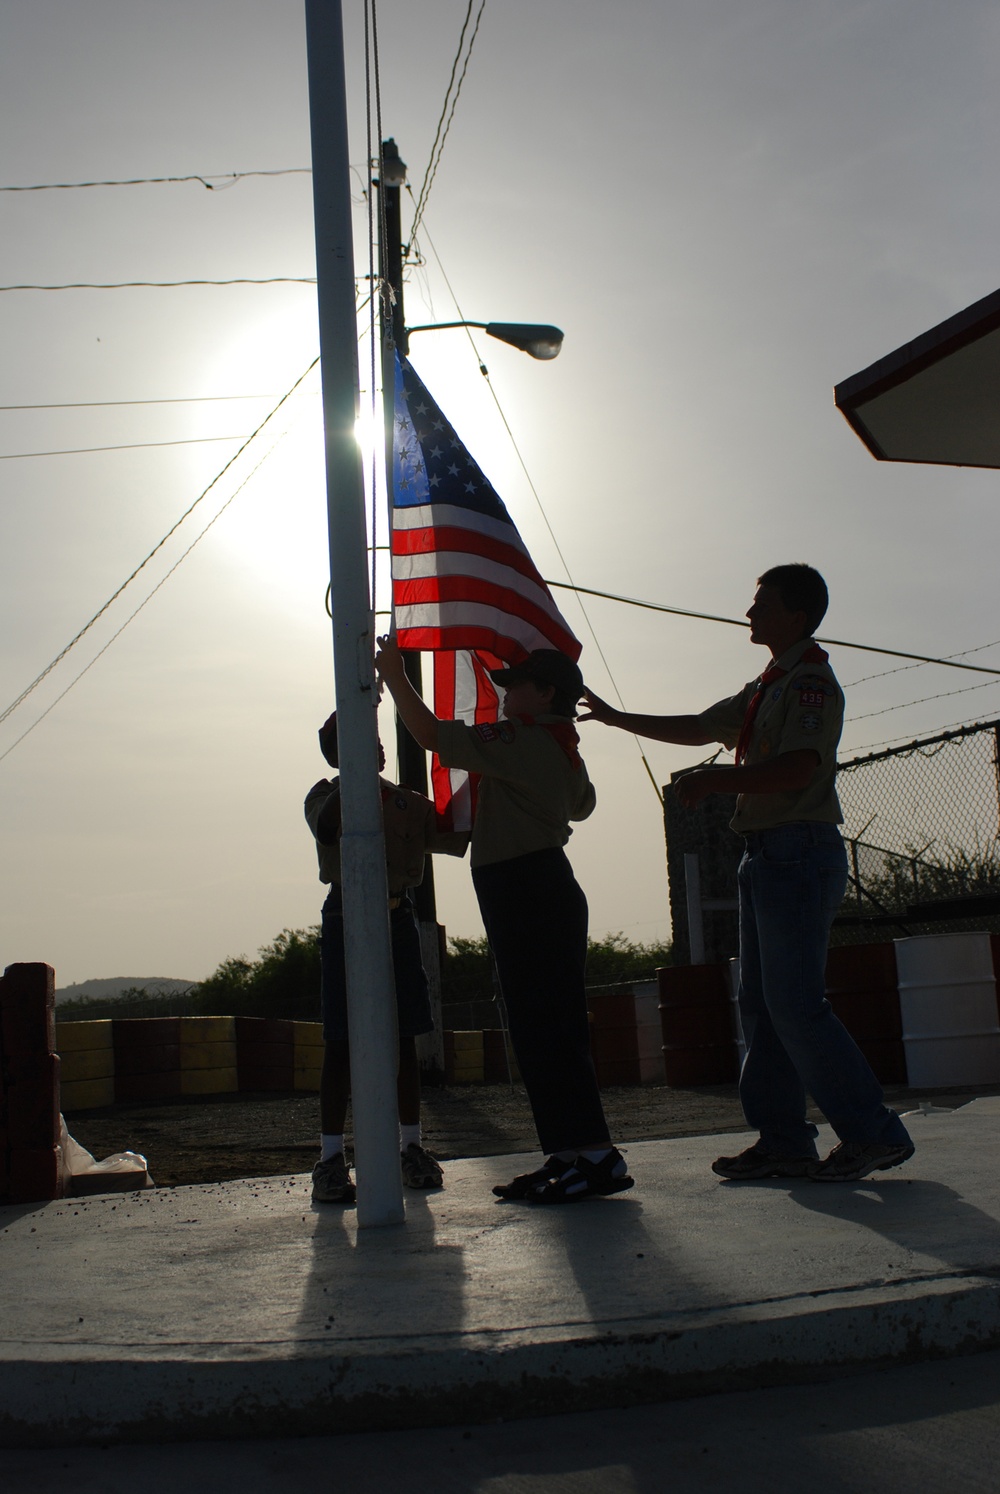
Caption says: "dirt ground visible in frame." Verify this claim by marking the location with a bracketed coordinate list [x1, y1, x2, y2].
[64, 1079, 1000, 1188]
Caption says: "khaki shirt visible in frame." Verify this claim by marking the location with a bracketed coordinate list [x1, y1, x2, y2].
[304, 777, 468, 893]
[696, 637, 844, 834]
[436, 715, 597, 868]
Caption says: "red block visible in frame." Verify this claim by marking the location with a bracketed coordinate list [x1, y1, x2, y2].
[8, 1145, 66, 1204]
[0, 962, 56, 1058]
[663, 1043, 739, 1087]
[587, 991, 638, 1027]
[235, 1016, 294, 1046]
[237, 1040, 294, 1070]
[483, 1028, 513, 1084]
[114, 1017, 181, 1048]
[114, 1071, 183, 1103]
[113, 1042, 181, 1077]
[5, 1053, 61, 1149]
[593, 1056, 644, 1087]
[238, 1065, 295, 1092]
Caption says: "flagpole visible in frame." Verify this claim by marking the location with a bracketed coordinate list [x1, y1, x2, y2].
[304, 0, 404, 1228]
[377, 141, 446, 1077]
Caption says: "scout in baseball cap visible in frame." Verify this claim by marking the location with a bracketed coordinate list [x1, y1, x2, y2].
[489, 649, 584, 716]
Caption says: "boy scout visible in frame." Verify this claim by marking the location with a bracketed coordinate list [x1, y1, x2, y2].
[304, 713, 467, 1204]
[582, 564, 914, 1183]
[375, 636, 633, 1204]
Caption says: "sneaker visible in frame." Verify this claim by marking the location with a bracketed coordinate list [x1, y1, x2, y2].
[311, 1153, 356, 1204]
[711, 1141, 815, 1180]
[808, 1139, 915, 1182]
[400, 1143, 444, 1189]
[524, 1147, 634, 1204]
[493, 1156, 575, 1200]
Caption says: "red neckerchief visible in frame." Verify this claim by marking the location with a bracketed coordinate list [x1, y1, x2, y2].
[734, 643, 828, 765]
[514, 714, 583, 771]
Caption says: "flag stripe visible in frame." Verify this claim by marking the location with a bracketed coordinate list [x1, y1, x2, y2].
[398, 623, 537, 662]
[394, 573, 578, 645]
[393, 546, 551, 604]
[391, 502, 518, 541]
[392, 524, 545, 586]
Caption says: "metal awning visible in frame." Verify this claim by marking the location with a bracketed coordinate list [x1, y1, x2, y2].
[834, 286, 1000, 469]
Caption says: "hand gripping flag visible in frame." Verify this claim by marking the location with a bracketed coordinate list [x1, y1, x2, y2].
[390, 353, 581, 830]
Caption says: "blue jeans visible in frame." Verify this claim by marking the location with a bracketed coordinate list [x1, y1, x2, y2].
[737, 821, 911, 1156]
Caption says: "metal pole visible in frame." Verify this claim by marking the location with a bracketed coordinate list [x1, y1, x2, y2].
[377, 139, 445, 1076]
[377, 143, 435, 869]
[305, 0, 404, 1227]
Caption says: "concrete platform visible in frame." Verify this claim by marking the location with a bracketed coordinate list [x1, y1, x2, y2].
[3, 1100, 1000, 1447]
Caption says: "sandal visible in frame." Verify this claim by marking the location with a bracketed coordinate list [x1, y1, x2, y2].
[493, 1156, 574, 1200]
[525, 1148, 634, 1204]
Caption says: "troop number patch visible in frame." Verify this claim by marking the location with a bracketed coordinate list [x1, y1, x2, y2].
[474, 721, 515, 744]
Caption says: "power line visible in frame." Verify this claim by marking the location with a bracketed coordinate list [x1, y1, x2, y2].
[0, 429, 292, 765]
[544, 580, 1000, 677]
[408, 0, 487, 244]
[0, 358, 319, 730]
[0, 395, 274, 411]
[1, 434, 245, 461]
[0, 277, 316, 292]
[0, 169, 311, 193]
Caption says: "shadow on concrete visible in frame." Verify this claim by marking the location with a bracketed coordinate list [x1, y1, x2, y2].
[790, 1175, 1000, 1279]
[296, 1185, 467, 1349]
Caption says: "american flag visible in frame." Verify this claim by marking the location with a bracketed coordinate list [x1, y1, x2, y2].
[390, 353, 581, 829]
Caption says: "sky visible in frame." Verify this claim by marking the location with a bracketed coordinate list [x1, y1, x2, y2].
[2, 0, 1000, 987]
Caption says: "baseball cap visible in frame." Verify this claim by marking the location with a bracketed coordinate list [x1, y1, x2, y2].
[318, 712, 339, 767]
[488, 649, 584, 702]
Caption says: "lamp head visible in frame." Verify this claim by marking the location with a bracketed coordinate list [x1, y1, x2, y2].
[485, 322, 564, 360]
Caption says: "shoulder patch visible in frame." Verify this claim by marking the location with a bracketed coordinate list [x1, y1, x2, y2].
[474, 721, 515, 744]
[793, 674, 834, 709]
[798, 711, 823, 733]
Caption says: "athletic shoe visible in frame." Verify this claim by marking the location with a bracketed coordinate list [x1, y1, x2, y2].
[493, 1156, 575, 1201]
[808, 1139, 915, 1182]
[311, 1153, 356, 1204]
[400, 1143, 444, 1189]
[524, 1147, 634, 1204]
[711, 1141, 815, 1180]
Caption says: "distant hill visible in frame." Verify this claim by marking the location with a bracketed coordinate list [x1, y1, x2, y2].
[55, 976, 197, 1006]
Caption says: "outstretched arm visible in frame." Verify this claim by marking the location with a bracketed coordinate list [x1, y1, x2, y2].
[375, 635, 441, 753]
[579, 688, 716, 747]
[675, 750, 819, 808]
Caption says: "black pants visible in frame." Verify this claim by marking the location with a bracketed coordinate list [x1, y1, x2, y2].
[472, 846, 610, 1155]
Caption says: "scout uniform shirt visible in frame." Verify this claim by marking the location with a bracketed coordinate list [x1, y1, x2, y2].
[304, 777, 468, 901]
[436, 714, 597, 868]
[696, 637, 844, 834]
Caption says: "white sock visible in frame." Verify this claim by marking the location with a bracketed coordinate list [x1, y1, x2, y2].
[400, 1123, 422, 1150]
[321, 1133, 345, 1162]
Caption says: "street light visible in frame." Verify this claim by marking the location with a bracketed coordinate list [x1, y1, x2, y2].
[406, 320, 564, 360]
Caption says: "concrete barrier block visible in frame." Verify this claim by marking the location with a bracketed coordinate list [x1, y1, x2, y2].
[180, 1067, 238, 1096]
[55, 1020, 114, 1052]
[60, 1077, 116, 1112]
[58, 1048, 116, 1084]
[179, 1016, 235, 1044]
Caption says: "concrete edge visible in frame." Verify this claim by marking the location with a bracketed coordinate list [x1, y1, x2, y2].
[2, 1276, 998, 1447]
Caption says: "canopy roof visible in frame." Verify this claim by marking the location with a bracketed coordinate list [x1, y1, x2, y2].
[834, 287, 1000, 469]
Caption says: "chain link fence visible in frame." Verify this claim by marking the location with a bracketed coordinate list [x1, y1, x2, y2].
[833, 720, 1000, 944]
